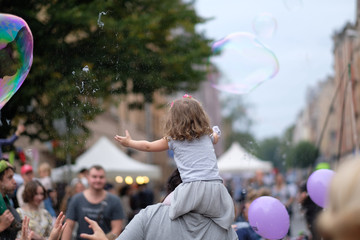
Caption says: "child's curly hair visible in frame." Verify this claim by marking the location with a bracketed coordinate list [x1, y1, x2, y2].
[164, 97, 212, 141]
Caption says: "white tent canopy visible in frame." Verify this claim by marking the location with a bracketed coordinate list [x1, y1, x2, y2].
[52, 136, 161, 182]
[217, 142, 273, 174]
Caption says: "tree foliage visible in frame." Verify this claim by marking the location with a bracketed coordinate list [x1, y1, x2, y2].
[255, 125, 319, 170]
[256, 137, 283, 169]
[290, 141, 319, 168]
[220, 95, 257, 153]
[255, 125, 296, 171]
[0, 0, 213, 160]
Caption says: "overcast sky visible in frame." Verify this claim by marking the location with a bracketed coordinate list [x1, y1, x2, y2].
[194, 0, 356, 140]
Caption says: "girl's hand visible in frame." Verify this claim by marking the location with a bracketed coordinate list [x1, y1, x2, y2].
[115, 130, 168, 152]
[114, 130, 132, 147]
[19, 216, 34, 240]
[49, 211, 67, 240]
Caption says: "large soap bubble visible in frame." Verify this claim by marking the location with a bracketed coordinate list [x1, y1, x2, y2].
[0, 14, 33, 109]
[210, 32, 279, 94]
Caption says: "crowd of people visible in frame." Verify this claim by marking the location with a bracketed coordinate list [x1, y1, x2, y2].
[0, 96, 359, 240]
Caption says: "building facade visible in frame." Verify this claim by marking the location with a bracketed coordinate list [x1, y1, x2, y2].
[293, 1, 360, 164]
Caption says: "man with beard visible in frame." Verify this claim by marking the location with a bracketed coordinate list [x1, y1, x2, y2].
[62, 165, 124, 240]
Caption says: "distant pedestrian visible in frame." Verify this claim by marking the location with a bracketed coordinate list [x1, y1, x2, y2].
[249, 170, 268, 190]
[129, 183, 154, 215]
[38, 162, 57, 218]
[59, 177, 86, 214]
[298, 181, 322, 240]
[118, 185, 133, 225]
[271, 173, 296, 236]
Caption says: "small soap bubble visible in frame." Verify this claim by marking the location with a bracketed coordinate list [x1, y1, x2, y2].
[252, 13, 277, 39]
[82, 65, 89, 72]
[283, 0, 303, 11]
[97, 11, 108, 29]
[76, 81, 85, 93]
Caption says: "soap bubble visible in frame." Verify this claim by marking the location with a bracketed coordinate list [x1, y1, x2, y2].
[0, 14, 33, 109]
[97, 11, 108, 29]
[82, 65, 89, 72]
[283, 0, 303, 11]
[210, 32, 279, 94]
[252, 13, 277, 39]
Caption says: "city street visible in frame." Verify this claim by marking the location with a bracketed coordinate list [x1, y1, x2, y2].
[291, 204, 309, 239]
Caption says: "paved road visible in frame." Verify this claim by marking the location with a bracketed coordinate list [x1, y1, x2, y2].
[290, 204, 309, 239]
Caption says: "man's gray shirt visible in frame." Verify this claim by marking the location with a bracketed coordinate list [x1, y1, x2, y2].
[118, 203, 238, 240]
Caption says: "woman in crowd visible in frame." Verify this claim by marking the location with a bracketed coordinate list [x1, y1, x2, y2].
[38, 162, 57, 218]
[59, 177, 85, 213]
[16, 180, 53, 240]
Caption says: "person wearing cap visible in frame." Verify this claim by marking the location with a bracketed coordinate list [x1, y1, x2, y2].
[0, 124, 25, 159]
[16, 164, 34, 208]
[0, 160, 23, 239]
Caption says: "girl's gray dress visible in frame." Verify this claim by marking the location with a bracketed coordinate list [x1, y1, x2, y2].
[168, 135, 234, 230]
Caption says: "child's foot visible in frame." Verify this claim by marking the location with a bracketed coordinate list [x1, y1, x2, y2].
[163, 192, 173, 205]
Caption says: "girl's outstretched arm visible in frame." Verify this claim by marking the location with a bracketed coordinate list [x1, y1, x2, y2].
[114, 130, 169, 152]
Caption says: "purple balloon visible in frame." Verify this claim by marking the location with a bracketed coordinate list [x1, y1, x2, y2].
[307, 169, 335, 208]
[248, 196, 290, 240]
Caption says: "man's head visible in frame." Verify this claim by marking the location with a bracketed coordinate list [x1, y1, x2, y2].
[275, 173, 285, 185]
[87, 165, 106, 191]
[0, 160, 17, 196]
[20, 164, 34, 183]
[255, 170, 264, 183]
[244, 187, 271, 221]
[166, 169, 182, 194]
[78, 168, 89, 178]
[38, 162, 51, 178]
